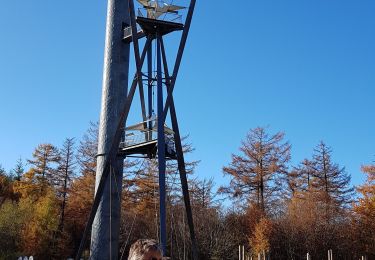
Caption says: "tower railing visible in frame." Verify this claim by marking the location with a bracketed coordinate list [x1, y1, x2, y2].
[137, 7, 183, 23]
[120, 129, 176, 154]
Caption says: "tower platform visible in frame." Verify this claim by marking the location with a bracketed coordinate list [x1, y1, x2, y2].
[119, 119, 177, 159]
[136, 16, 183, 36]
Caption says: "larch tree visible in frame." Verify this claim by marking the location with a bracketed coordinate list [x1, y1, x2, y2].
[190, 178, 217, 209]
[56, 137, 76, 233]
[281, 142, 355, 257]
[77, 121, 98, 178]
[26, 143, 60, 194]
[249, 217, 273, 258]
[0, 200, 27, 258]
[0, 165, 12, 206]
[287, 159, 316, 198]
[13, 144, 59, 201]
[64, 122, 98, 254]
[310, 141, 354, 207]
[186, 178, 226, 260]
[220, 127, 291, 212]
[354, 162, 375, 255]
[19, 188, 59, 258]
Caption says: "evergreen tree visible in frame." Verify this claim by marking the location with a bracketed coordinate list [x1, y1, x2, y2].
[12, 157, 24, 181]
[0, 164, 6, 176]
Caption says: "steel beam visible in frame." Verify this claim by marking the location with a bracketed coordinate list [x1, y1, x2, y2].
[161, 0, 196, 123]
[147, 36, 153, 143]
[156, 35, 167, 255]
[129, 0, 148, 129]
[160, 35, 199, 260]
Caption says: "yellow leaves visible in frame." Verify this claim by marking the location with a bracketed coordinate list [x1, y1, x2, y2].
[0, 174, 11, 202]
[0, 187, 59, 257]
[64, 174, 95, 229]
[19, 188, 59, 256]
[249, 217, 273, 255]
[13, 170, 46, 200]
[0, 200, 27, 258]
[361, 165, 375, 182]
[355, 163, 375, 219]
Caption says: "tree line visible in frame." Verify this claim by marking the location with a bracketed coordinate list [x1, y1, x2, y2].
[0, 124, 374, 259]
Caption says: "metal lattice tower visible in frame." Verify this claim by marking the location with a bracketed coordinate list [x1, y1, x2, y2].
[76, 0, 198, 259]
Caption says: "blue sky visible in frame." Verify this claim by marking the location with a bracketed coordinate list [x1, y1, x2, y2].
[0, 1, 374, 188]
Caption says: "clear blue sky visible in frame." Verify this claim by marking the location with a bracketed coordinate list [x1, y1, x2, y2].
[0, 1, 374, 188]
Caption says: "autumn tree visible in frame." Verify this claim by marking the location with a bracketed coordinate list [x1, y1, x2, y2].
[287, 159, 315, 197]
[20, 144, 60, 198]
[53, 137, 77, 259]
[310, 142, 354, 207]
[277, 142, 356, 259]
[19, 188, 59, 258]
[276, 192, 331, 258]
[0, 200, 26, 258]
[190, 178, 218, 209]
[77, 121, 98, 178]
[63, 123, 98, 255]
[0, 164, 18, 206]
[29, 144, 60, 182]
[220, 127, 291, 212]
[182, 178, 222, 259]
[249, 217, 272, 258]
[354, 162, 375, 256]
[56, 138, 76, 233]
[0, 165, 11, 206]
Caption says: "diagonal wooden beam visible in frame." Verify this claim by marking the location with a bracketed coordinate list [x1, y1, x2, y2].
[159, 35, 199, 260]
[161, 0, 196, 124]
[75, 38, 151, 260]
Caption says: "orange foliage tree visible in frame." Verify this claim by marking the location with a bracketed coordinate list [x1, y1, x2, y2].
[220, 127, 291, 213]
[354, 163, 375, 256]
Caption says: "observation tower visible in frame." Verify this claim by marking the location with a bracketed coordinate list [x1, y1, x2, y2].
[76, 0, 198, 259]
